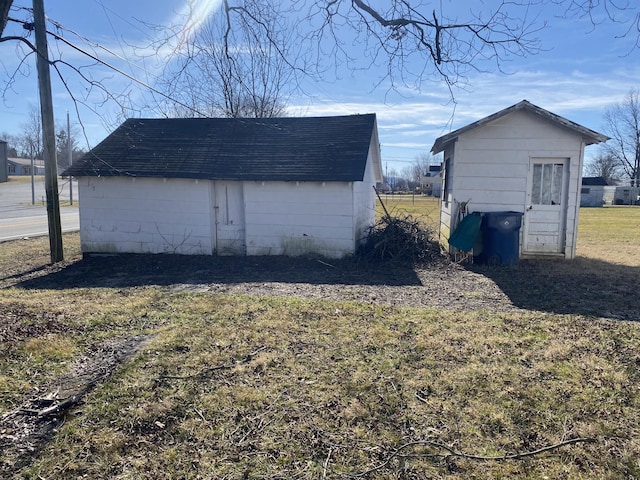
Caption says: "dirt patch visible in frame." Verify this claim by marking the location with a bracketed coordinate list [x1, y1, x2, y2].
[0, 305, 76, 355]
[5, 252, 638, 320]
[0, 335, 152, 475]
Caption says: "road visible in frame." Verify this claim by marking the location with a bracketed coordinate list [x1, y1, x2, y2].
[0, 177, 80, 243]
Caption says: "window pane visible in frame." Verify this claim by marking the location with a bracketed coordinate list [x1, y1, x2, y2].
[541, 163, 552, 205]
[551, 164, 563, 205]
[531, 163, 542, 204]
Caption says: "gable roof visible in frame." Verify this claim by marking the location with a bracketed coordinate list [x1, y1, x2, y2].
[582, 176, 609, 186]
[63, 114, 381, 182]
[7, 157, 45, 168]
[431, 100, 609, 154]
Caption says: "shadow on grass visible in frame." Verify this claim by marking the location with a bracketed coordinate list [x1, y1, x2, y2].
[14, 253, 423, 289]
[470, 256, 640, 320]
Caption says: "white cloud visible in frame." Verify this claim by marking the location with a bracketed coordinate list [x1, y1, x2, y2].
[287, 64, 639, 170]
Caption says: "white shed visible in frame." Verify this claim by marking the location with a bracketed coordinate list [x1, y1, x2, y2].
[63, 115, 383, 259]
[613, 186, 640, 205]
[431, 100, 608, 260]
[580, 177, 608, 207]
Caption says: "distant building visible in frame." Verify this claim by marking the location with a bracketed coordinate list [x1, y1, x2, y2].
[420, 164, 442, 196]
[613, 186, 640, 205]
[6, 157, 46, 176]
[580, 176, 608, 207]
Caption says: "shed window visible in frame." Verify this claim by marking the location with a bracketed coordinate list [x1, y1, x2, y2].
[581, 187, 590, 194]
[531, 162, 564, 205]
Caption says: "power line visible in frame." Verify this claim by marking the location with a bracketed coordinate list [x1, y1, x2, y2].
[6, 9, 208, 118]
[46, 28, 208, 117]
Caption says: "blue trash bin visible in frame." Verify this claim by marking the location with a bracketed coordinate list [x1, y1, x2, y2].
[481, 211, 523, 266]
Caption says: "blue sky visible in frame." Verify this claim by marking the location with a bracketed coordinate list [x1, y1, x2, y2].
[1, 0, 639, 174]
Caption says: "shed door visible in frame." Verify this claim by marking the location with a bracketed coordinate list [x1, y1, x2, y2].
[523, 158, 568, 255]
[212, 181, 246, 255]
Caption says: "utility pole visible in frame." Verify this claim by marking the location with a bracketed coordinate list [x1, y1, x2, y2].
[30, 147, 35, 205]
[67, 111, 73, 205]
[33, 0, 63, 263]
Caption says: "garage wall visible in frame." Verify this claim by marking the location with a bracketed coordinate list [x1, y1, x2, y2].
[244, 181, 356, 258]
[352, 149, 378, 246]
[78, 176, 377, 259]
[78, 177, 213, 255]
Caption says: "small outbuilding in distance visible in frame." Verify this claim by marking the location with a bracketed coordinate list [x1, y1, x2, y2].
[580, 176, 609, 207]
[63, 114, 383, 259]
[431, 100, 609, 261]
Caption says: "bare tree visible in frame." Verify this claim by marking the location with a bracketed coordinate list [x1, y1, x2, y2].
[601, 89, 640, 186]
[16, 103, 43, 158]
[154, 0, 299, 118]
[556, 0, 640, 50]
[2, 1, 640, 122]
[384, 167, 397, 191]
[289, 0, 640, 90]
[0, 131, 18, 156]
[401, 154, 434, 189]
[585, 153, 622, 186]
[55, 123, 84, 168]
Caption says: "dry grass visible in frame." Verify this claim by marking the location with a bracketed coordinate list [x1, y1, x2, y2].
[4, 176, 46, 184]
[7, 296, 638, 479]
[376, 194, 440, 229]
[577, 206, 640, 266]
[1, 203, 640, 478]
[0, 232, 81, 279]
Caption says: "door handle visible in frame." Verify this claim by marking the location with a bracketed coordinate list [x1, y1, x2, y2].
[527, 205, 533, 211]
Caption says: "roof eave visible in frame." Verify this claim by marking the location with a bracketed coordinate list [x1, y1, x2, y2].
[430, 100, 610, 152]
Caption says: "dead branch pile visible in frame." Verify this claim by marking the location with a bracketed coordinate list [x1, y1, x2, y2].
[359, 213, 442, 264]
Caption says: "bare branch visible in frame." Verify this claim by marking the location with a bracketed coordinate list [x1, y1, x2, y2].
[0, 34, 35, 51]
[152, 0, 299, 118]
[350, 437, 597, 477]
[601, 88, 640, 186]
[554, 0, 640, 50]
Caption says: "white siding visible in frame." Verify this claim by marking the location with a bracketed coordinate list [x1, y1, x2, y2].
[442, 110, 586, 259]
[580, 186, 604, 207]
[212, 181, 246, 255]
[244, 181, 356, 258]
[613, 186, 640, 205]
[78, 177, 213, 255]
[439, 145, 454, 246]
[352, 148, 378, 246]
[77, 167, 378, 259]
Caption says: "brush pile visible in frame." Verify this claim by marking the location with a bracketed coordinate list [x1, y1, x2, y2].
[358, 212, 442, 264]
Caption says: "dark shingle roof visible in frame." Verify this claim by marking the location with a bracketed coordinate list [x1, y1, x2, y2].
[63, 114, 378, 182]
[582, 176, 609, 186]
[431, 100, 609, 154]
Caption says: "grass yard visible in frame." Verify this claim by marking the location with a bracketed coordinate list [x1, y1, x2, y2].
[1, 204, 639, 478]
[578, 206, 640, 266]
[376, 194, 441, 227]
